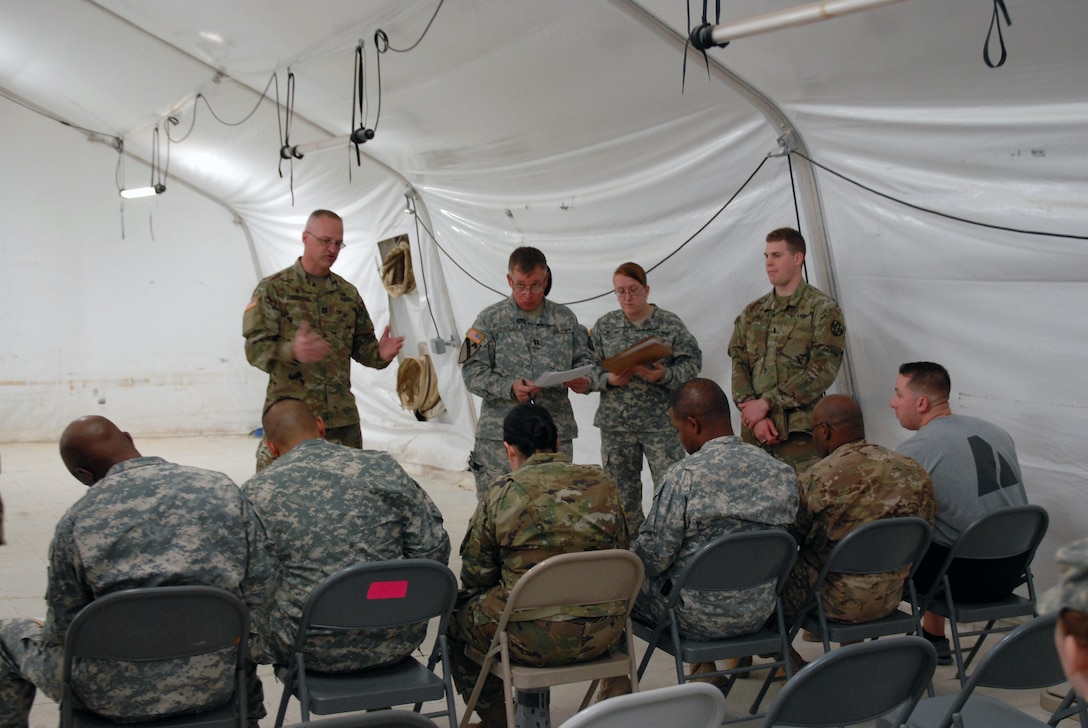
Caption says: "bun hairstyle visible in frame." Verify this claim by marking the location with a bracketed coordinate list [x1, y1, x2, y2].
[613, 261, 647, 287]
[503, 403, 558, 459]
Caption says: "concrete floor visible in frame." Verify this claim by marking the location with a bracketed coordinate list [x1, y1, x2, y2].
[0, 435, 1072, 727]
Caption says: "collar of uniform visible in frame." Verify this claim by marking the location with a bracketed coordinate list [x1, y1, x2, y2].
[290, 257, 340, 290]
[105, 455, 169, 479]
[506, 295, 550, 321]
[521, 451, 570, 467]
[762, 278, 811, 312]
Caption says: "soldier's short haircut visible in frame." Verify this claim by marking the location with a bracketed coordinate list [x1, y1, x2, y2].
[508, 246, 547, 275]
[263, 397, 319, 447]
[898, 361, 951, 400]
[308, 209, 343, 225]
[613, 261, 647, 287]
[766, 227, 806, 257]
[669, 377, 730, 425]
[503, 403, 558, 458]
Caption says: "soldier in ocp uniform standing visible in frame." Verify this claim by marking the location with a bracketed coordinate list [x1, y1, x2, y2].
[243, 209, 404, 471]
[459, 247, 594, 497]
[729, 227, 846, 473]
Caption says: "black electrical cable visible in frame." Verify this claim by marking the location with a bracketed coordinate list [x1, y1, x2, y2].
[167, 73, 279, 144]
[410, 212, 443, 337]
[786, 153, 809, 281]
[377, 0, 446, 54]
[791, 150, 1088, 241]
[407, 153, 773, 307]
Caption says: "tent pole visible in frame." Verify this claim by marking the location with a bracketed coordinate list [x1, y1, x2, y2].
[695, 0, 909, 47]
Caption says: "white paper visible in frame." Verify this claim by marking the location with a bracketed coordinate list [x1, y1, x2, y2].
[532, 365, 595, 388]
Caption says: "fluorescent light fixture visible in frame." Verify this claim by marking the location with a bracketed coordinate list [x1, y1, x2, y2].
[120, 184, 166, 199]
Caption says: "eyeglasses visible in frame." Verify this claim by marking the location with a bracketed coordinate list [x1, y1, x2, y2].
[512, 282, 545, 294]
[614, 285, 645, 298]
[306, 232, 346, 250]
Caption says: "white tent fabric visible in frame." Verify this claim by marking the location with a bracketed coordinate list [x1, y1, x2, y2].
[1, 0, 1085, 584]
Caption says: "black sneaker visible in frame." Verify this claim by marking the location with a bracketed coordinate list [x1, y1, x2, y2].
[929, 636, 953, 666]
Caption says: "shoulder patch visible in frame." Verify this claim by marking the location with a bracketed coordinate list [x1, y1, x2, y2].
[830, 320, 845, 337]
[459, 327, 485, 364]
[244, 296, 258, 312]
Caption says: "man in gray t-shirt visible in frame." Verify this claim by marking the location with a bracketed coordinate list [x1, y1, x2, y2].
[890, 361, 1029, 661]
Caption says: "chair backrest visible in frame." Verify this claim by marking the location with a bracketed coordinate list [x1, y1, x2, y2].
[282, 711, 442, 728]
[498, 550, 644, 627]
[63, 585, 248, 664]
[558, 682, 726, 728]
[961, 612, 1065, 691]
[819, 516, 932, 577]
[760, 636, 937, 727]
[62, 586, 248, 723]
[946, 504, 1049, 563]
[297, 559, 458, 647]
[672, 529, 797, 598]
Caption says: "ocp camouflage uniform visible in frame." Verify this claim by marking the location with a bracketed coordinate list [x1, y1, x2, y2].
[729, 279, 846, 472]
[632, 436, 799, 640]
[0, 457, 271, 726]
[243, 258, 390, 470]
[589, 305, 702, 535]
[459, 298, 594, 496]
[450, 452, 629, 717]
[782, 439, 936, 622]
[242, 438, 451, 672]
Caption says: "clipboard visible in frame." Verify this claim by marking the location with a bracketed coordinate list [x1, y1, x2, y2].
[600, 336, 672, 373]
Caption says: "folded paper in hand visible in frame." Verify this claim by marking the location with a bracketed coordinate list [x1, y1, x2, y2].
[601, 336, 672, 373]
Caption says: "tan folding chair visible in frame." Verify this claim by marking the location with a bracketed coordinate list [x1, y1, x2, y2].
[459, 549, 644, 728]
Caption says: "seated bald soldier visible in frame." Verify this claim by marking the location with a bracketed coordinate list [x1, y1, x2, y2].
[782, 395, 935, 626]
[0, 416, 271, 725]
[243, 398, 451, 672]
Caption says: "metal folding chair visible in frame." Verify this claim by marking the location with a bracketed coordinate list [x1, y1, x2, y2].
[61, 586, 249, 728]
[273, 559, 458, 728]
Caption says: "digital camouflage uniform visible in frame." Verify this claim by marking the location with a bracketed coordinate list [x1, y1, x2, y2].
[0, 457, 271, 726]
[631, 436, 798, 641]
[243, 258, 391, 470]
[459, 298, 594, 496]
[242, 438, 450, 672]
[729, 279, 846, 472]
[782, 439, 936, 622]
[450, 452, 629, 717]
[589, 305, 702, 536]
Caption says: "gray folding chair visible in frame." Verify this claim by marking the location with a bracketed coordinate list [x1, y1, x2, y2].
[917, 505, 1049, 685]
[881, 613, 1074, 728]
[632, 530, 797, 721]
[761, 636, 937, 727]
[789, 516, 933, 650]
[557, 682, 726, 728]
[61, 586, 249, 728]
[273, 559, 458, 728]
[281, 712, 440, 728]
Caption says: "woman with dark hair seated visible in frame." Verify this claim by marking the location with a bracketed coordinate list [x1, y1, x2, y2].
[450, 403, 629, 728]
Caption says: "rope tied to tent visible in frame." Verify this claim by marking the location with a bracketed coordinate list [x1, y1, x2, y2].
[683, 0, 729, 93]
[276, 69, 300, 205]
[984, 0, 1012, 68]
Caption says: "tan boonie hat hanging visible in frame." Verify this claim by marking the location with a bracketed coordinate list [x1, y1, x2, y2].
[396, 354, 443, 420]
[381, 237, 416, 297]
